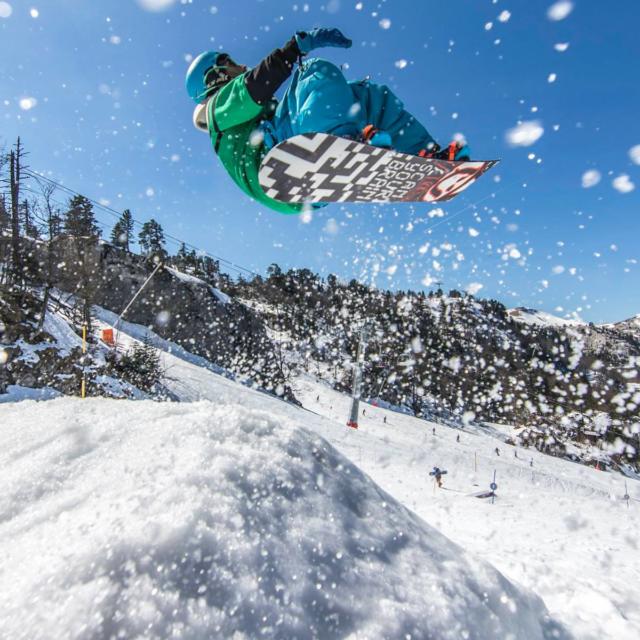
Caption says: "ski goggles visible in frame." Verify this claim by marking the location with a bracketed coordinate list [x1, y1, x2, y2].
[203, 53, 242, 91]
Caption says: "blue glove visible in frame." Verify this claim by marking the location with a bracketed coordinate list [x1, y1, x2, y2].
[295, 28, 352, 55]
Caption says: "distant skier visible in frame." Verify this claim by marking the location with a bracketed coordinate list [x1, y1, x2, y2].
[430, 466, 447, 488]
[186, 28, 469, 214]
[495, 447, 500, 457]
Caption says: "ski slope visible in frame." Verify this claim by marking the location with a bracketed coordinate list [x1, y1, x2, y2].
[1, 312, 639, 639]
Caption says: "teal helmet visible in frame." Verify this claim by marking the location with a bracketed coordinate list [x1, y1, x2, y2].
[185, 51, 235, 103]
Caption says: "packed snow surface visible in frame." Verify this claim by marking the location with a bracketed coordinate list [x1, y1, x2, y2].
[0, 399, 562, 640]
[1, 313, 638, 639]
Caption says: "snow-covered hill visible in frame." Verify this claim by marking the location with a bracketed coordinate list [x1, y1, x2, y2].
[1, 311, 639, 639]
[0, 398, 567, 640]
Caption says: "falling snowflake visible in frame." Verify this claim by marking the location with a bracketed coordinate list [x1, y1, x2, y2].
[498, 10, 511, 22]
[136, 0, 176, 12]
[629, 144, 640, 165]
[612, 174, 635, 194]
[548, 73, 557, 83]
[554, 42, 570, 52]
[581, 169, 601, 188]
[505, 121, 544, 147]
[547, 1, 574, 21]
[0, 1, 12, 18]
[18, 97, 37, 110]
[395, 59, 408, 70]
[379, 18, 391, 29]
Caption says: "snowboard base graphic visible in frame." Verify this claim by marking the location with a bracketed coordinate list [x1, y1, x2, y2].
[259, 133, 499, 204]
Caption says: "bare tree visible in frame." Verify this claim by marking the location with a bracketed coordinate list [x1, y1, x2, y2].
[8, 138, 29, 286]
[33, 180, 62, 330]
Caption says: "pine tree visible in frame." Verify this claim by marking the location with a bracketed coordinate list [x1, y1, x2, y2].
[64, 195, 101, 240]
[138, 219, 167, 262]
[110, 209, 134, 251]
[115, 338, 163, 392]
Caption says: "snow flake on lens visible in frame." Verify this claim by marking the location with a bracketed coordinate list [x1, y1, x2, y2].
[547, 1, 574, 21]
[156, 310, 171, 327]
[612, 174, 635, 194]
[0, 2, 12, 18]
[249, 129, 264, 147]
[19, 97, 38, 111]
[505, 120, 544, 147]
[135, 0, 177, 12]
[30, 7, 39, 18]
[581, 169, 601, 188]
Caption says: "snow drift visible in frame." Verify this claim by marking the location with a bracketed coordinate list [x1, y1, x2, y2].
[0, 399, 566, 639]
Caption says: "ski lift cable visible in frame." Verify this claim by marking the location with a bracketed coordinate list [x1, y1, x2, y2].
[22, 169, 260, 278]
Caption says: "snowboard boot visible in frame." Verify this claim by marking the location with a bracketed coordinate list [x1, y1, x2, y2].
[361, 124, 393, 149]
[418, 141, 471, 161]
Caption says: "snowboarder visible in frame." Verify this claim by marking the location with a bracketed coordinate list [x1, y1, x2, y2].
[495, 447, 500, 457]
[186, 28, 469, 214]
[430, 466, 447, 488]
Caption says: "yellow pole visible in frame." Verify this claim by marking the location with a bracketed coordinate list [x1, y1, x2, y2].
[81, 325, 87, 399]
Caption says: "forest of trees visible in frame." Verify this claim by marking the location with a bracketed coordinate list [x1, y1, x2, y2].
[2, 138, 639, 465]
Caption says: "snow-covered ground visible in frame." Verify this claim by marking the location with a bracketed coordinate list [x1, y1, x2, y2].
[1, 311, 639, 639]
[507, 307, 583, 327]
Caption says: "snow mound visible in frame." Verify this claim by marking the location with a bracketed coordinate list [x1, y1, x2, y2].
[0, 399, 565, 640]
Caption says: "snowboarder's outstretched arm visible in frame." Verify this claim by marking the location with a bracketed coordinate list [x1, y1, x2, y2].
[243, 37, 301, 106]
[246, 29, 352, 105]
[210, 29, 352, 131]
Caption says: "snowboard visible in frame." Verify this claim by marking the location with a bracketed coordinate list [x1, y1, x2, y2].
[259, 133, 499, 204]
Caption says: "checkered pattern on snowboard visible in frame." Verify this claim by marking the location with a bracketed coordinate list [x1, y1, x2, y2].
[258, 133, 498, 204]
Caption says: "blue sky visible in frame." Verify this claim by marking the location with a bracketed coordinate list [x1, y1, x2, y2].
[1, 0, 639, 322]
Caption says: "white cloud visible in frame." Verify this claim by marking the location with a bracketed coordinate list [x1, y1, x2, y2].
[547, 1, 574, 21]
[135, 0, 176, 12]
[581, 169, 601, 188]
[505, 120, 544, 147]
[629, 144, 640, 165]
[612, 174, 635, 194]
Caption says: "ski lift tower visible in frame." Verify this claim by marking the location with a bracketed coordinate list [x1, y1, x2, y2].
[347, 324, 370, 429]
